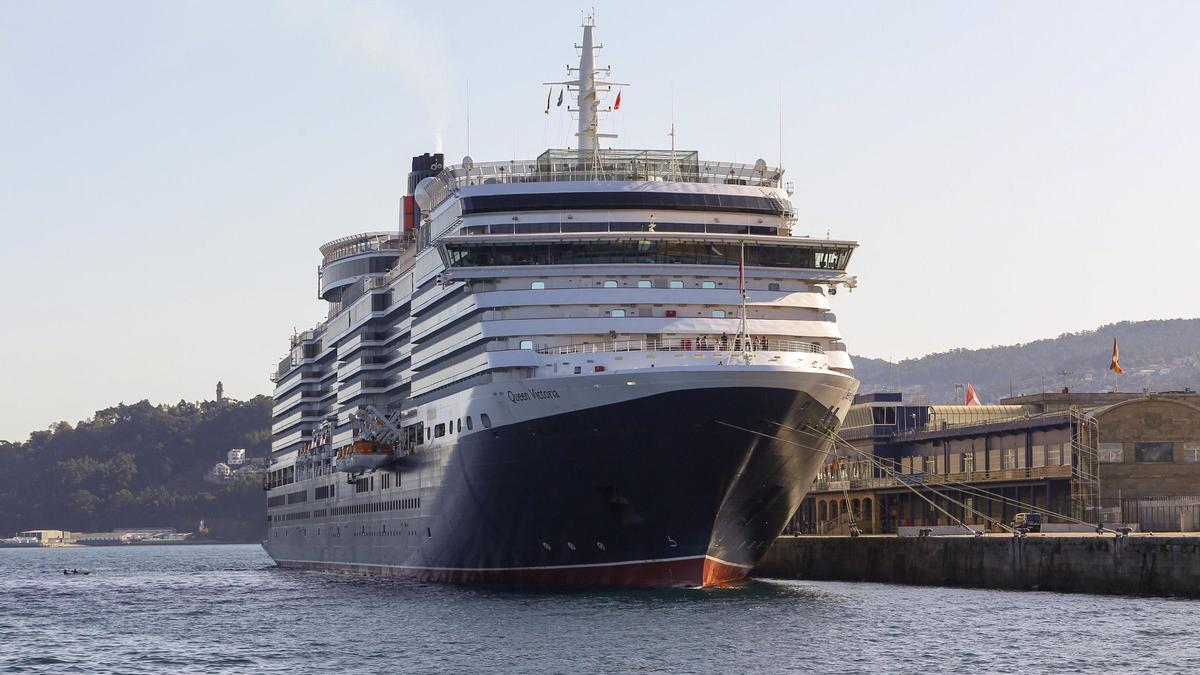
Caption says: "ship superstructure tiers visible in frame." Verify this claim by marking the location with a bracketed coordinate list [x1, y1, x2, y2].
[263, 17, 860, 587]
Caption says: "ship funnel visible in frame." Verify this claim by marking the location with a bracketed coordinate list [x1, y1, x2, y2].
[404, 152, 444, 234]
[407, 152, 444, 195]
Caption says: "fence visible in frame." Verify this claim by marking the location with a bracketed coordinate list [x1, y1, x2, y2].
[1097, 497, 1200, 531]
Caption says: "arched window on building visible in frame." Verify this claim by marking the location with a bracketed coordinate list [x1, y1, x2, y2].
[851, 498, 861, 520]
[818, 501, 828, 522]
[863, 497, 873, 521]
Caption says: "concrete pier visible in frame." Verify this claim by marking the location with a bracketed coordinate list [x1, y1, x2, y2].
[753, 534, 1200, 597]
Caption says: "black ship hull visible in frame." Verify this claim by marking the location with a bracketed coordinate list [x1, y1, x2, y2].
[266, 384, 841, 588]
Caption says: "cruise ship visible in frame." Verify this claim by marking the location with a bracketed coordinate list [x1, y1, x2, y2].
[263, 17, 860, 587]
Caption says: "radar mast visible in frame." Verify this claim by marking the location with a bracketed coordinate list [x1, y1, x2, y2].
[545, 13, 627, 152]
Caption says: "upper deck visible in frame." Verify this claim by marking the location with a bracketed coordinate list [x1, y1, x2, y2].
[420, 149, 787, 216]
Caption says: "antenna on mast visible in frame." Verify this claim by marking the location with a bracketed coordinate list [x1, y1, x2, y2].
[777, 81, 783, 170]
[667, 123, 682, 182]
[666, 84, 681, 181]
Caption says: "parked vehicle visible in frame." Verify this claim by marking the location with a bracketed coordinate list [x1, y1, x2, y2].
[1011, 512, 1042, 533]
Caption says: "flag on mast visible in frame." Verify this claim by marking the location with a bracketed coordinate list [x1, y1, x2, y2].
[614, 89, 622, 110]
[556, 88, 564, 107]
[1110, 337, 1124, 375]
[544, 87, 551, 114]
[965, 383, 982, 407]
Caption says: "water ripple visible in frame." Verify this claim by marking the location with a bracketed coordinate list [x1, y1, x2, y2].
[0, 545, 1196, 673]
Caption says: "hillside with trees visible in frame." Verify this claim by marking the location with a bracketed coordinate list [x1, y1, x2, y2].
[0, 396, 271, 541]
[854, 318, 1200, 404]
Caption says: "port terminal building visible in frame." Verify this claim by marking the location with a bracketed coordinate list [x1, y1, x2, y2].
[796, 390, 1200, 534]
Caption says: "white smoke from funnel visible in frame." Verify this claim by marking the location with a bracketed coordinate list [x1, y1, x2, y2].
[336, 4, 450, 153]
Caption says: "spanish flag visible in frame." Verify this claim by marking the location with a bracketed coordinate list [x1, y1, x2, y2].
[1110, 337, 1124, 375]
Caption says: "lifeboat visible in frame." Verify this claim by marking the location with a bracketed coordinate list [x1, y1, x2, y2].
[295, 441, 315, 468]
[334, 440, 395, 475]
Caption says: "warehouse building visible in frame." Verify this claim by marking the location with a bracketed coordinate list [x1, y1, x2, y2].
[795, 390, 1200, 534]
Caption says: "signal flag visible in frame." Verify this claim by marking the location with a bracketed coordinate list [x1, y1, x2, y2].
[1110, 337, 1124, 375]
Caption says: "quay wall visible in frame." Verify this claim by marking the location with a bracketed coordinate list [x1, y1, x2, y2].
[753, 535, 1200, 597]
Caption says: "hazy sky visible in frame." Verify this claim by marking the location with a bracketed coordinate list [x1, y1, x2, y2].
[2, 1, 1198, 441]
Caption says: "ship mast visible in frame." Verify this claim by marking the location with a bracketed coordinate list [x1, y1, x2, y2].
[576, 15, 599, 152]
[545, 13, 627, 153]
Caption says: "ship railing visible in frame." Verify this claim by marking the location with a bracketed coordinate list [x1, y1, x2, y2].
[534, 337, 823, 356]
[319, 232, 403, 266]
[442, 160, 782, 188]
[424, 150, 785, 213]
[809, 465, 1075, 492]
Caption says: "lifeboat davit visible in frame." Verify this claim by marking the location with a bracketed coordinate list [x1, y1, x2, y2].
[334, 440, 394, 475]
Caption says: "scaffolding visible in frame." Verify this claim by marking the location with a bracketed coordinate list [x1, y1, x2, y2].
[1069, 407, 1101, 521]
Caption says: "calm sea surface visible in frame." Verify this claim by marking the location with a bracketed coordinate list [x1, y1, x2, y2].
[0, 544, 1195, 674]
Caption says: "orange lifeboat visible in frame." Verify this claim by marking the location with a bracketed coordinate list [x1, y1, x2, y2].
[334, 440, 395, 475]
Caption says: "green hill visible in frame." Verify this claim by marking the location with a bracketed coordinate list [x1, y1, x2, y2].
[0, 396, 271, 541]
[853, 318, 1200, 404]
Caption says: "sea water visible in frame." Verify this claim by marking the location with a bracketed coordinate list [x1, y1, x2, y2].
[0, 544, 1195, 673]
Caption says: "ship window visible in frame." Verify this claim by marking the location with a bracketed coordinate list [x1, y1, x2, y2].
[603, 280, 618, 288]
[711, 310, 727, 318]
[426, 428, 431, 441]
[530, 281, 545, 289]
[445, 241, 852, 270]
[610, 309, 626, 318]
[457, 419, 462, 433]
[701, 281, 716, 289]
[435, 423, 446, 438]
[669, 280, 684, 289]
[519, 340, 534, 350]
[769, 282, 781, 291]
[480, 413, 492, 428]
[465, 416, 474, 431]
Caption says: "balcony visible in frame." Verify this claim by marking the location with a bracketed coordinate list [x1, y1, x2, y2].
[536, 336, 823, 356]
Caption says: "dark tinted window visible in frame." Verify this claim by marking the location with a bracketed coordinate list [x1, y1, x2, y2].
[446, 240, 852, 271]
[461, 191, 789, 216]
